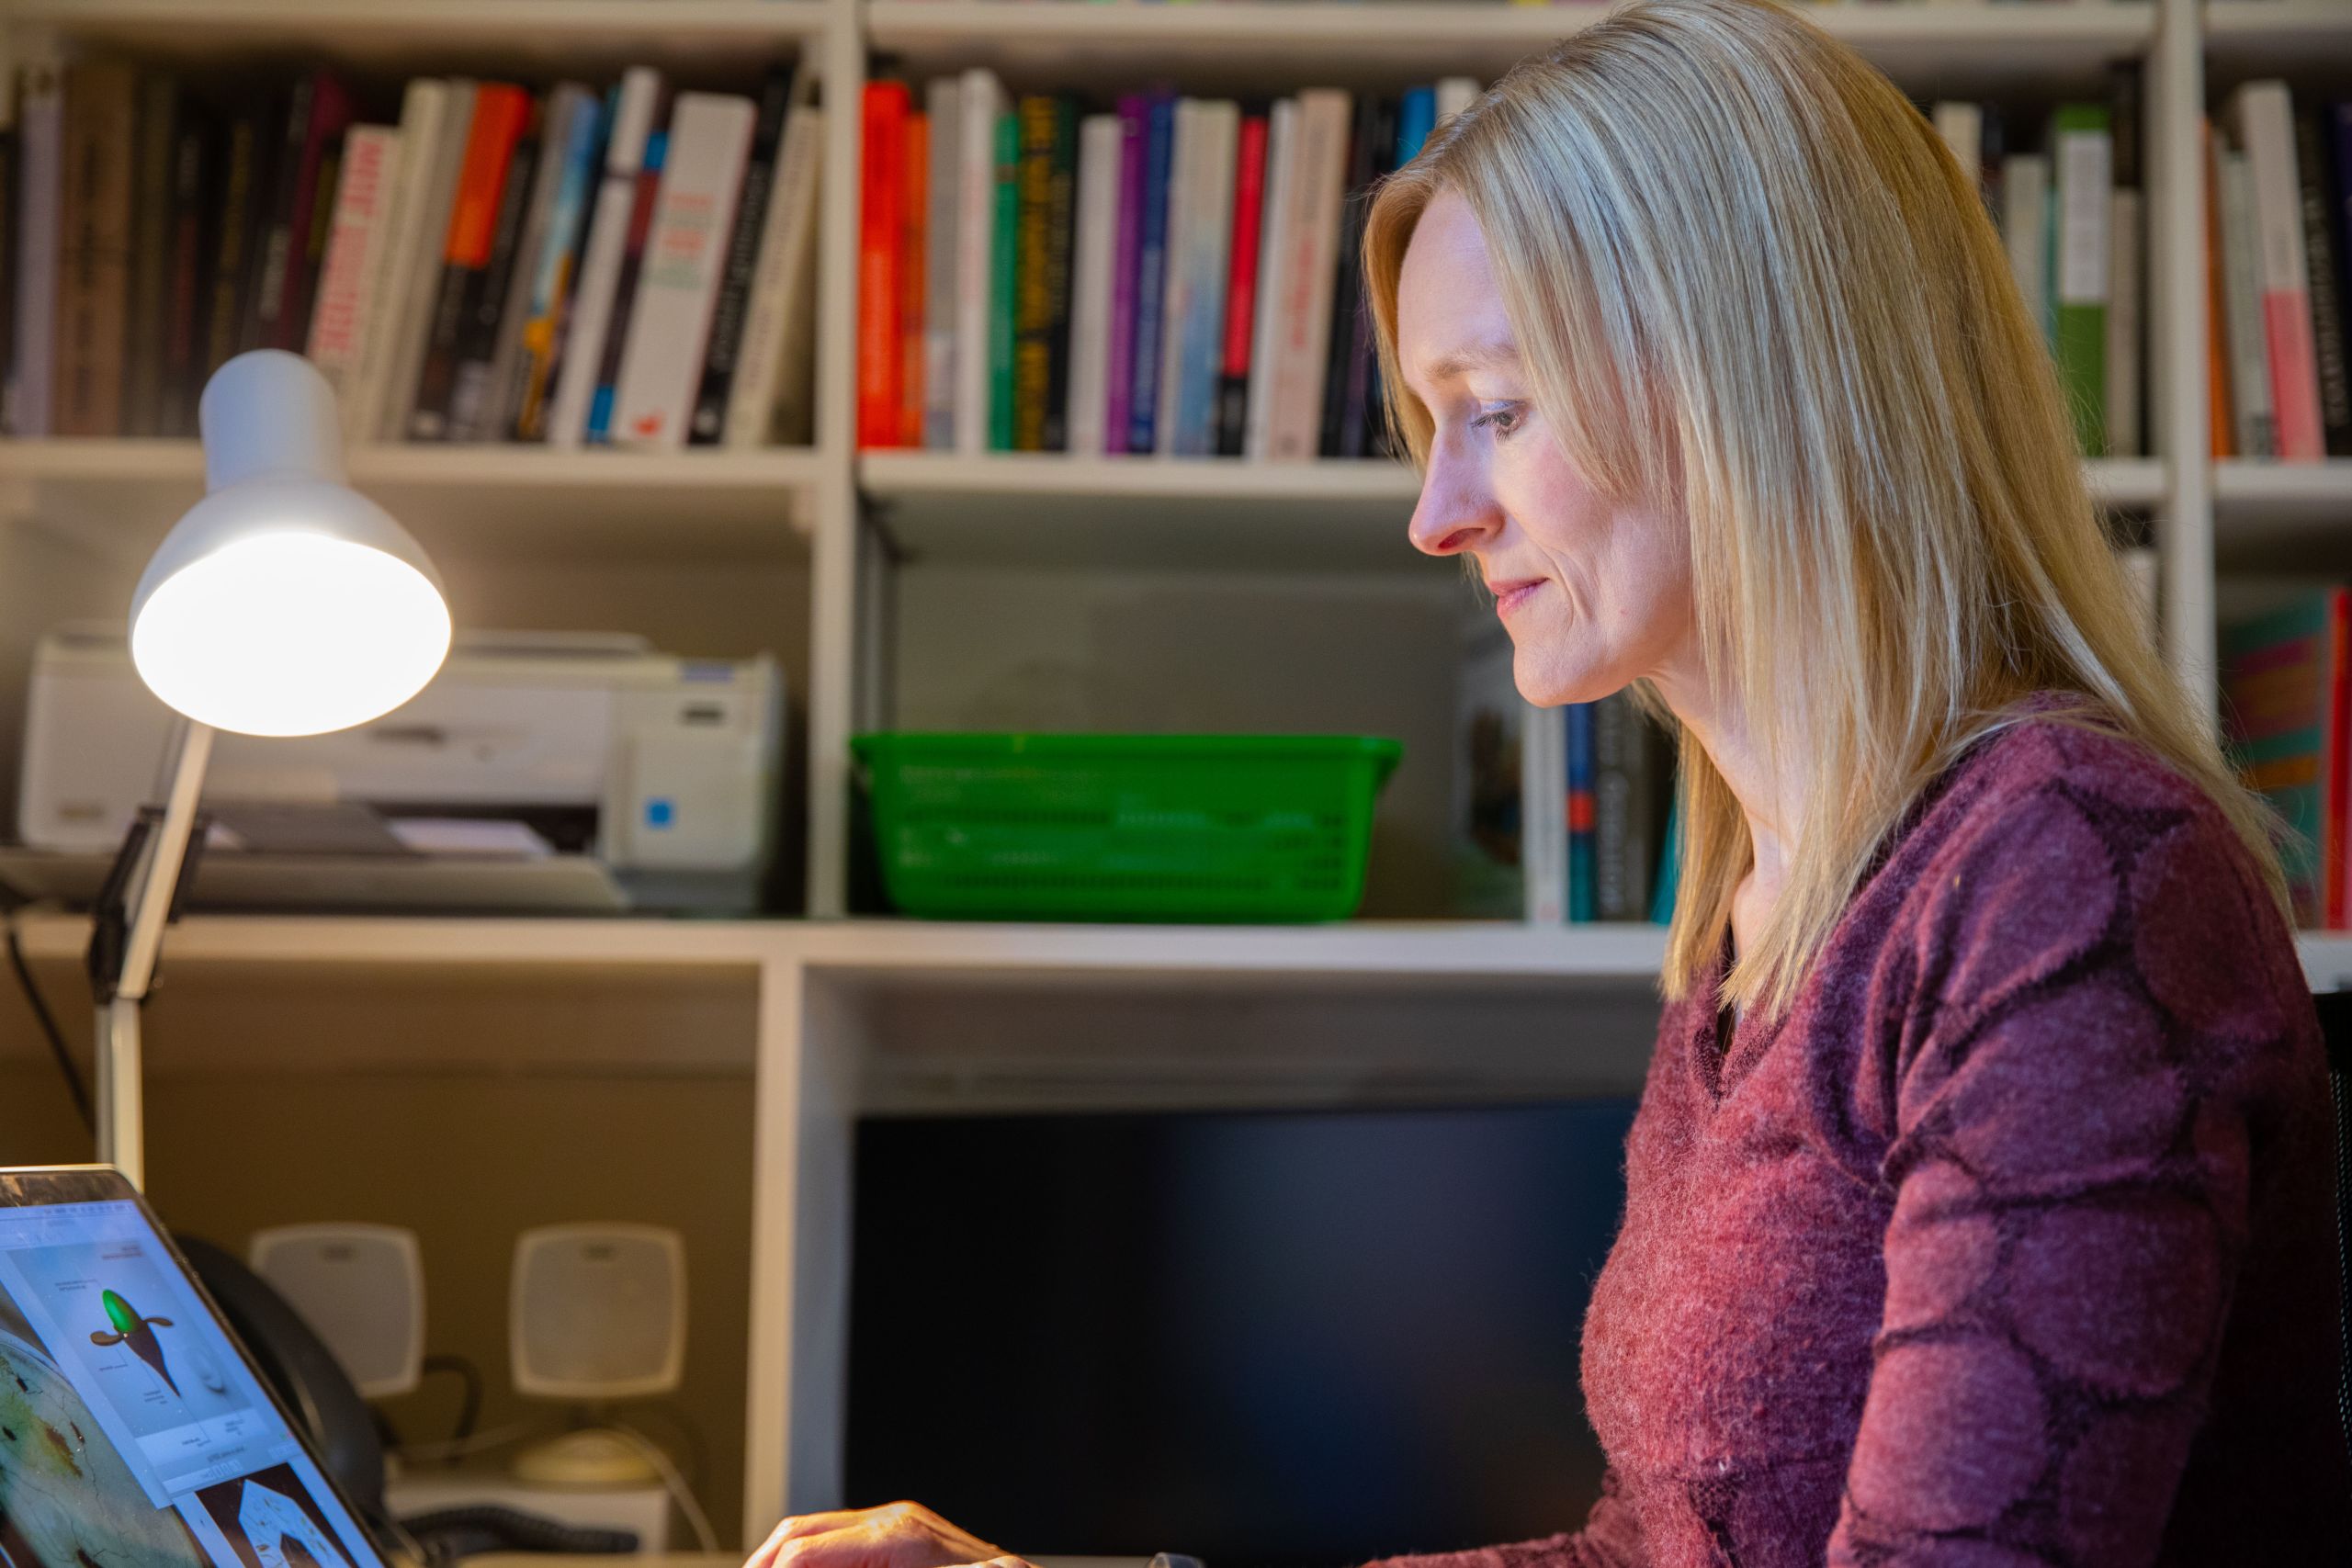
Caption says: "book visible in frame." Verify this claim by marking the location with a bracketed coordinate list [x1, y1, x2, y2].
[953, 68, 1003, 456]
[1453, 611, 1525, 919]
[2296, 107, 2351, 457]
[1012, 94, 1075, 451]
[125, 71, 177, 437]
[377, 79, 477, 441]
[1594, 693, 1664, 923]
[725, 93, 823, 448]
[920, 75, 960, 450]
[687, 70, 793, 447]
[584, 124, 667, 445]
[1148, 97, 1194, 457]
[856, 79, 909, 448]
[2106, 62, 2143, 459]
[1214, 109, 1268, 458]
[512, 85, 607, 442]
[1038, 100, 1077, 452]
[548, 66, 662, 448]
[2050, 103, 2110, 456]
[1523, 702, 1566, 926]
[1566, 701, 1596, 923]
[410, 82, 531, 441]
[12, 54, 61, 437]
[2205, 120, 2235, 459]
[2231, 81, 2325, 461]
[1933, 101, 1982, 197]
[2223, 589, 2351, 928]
[2001, 152, 2049, 346]
[899, 107, 928, 447]
[481, 82, 594, 443]
[1162, 98, 1234, 457]
[0, 69, 17, 434]
[447, 108, 542, 442]
[273, 70, 355, 353]
[1102, 93, 1147, 454]
[1266, 88, 1350, 460]
[1322, 92, 1391, 458]
[611, 91, 758, 449]
[2220, 143, 2278, 459]
[345, 79, 454, 443]
[1125, 90, 1175, 454]
[1650, 791, 1683, 927]
[55, 60, 137, 436]
[158, 107, 213, 437]
[304, 125, 403, 414]
[1243, 96, 1298, 461]
[989, 109, 1017, 452]
[1064, 113, 1122, 457]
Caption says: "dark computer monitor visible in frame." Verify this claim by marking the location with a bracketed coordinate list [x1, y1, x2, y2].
[846, 1099, 1637, 1568]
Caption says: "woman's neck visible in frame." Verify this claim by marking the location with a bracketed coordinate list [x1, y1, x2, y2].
[1650, 661, 1804, 959]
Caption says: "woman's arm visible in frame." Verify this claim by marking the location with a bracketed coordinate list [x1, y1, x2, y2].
[1362, 1467, 1645, 1568]
[1827, 786, 2308, 1565]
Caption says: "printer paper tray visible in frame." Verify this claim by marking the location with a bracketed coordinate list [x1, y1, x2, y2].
[0, 847, 630, 915]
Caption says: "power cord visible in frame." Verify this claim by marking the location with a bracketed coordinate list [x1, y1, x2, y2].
[605, 1420, 719, 1552]
[6, 907, 90, 1134]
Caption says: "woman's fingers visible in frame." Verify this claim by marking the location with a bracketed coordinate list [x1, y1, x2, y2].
[743, 1501, 1008, 1568]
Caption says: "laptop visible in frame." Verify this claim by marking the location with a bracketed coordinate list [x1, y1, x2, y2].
[0, 1165, 386, 1568]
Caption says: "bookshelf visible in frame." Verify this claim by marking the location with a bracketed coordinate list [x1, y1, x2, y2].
[3, 0, 2351, 1539]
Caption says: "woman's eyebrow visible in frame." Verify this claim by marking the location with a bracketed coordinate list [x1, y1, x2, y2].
[1419, 338, 1523, 385]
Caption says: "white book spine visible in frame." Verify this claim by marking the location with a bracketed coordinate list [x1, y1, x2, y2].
[2105, 186, 2142, 458]
[305, 126, 403, 400]
[726, 101, 824, 449]
[1931, 101, 1981, 196]
[1244, 97, 1298, 462]
[2232, 80, 2322, 459]
[2002, 153, 2049, 344]
[379, 79, 478, 443]
[1269, 88, 1350, 461]
[1153, 98, 1197, 457]
[2054, 124, 2109, 310]
[12, 56, 62, 438]
[923, 77, 962, 449]
[1433, 77, 1479, 126]
[611, 93, 757, 449]
[1176, 101, 1237, 457]
[345, 79, 447, 446]
[549, 66, 662, 450]
[954, 69, 1002, 456]
[2219, 147, 2276, 458]
[1522, 703, 1567, 926]
[1065, 114, 1123, 457]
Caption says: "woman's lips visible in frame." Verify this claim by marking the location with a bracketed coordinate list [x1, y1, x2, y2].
[1489, 579, 1546, 617]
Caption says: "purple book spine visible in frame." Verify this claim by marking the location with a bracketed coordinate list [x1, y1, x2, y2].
[1102, 95, 1147, 455]
[2334, 102, 2352, 382]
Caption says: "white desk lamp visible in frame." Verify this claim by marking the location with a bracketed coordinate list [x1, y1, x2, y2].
[96, 349, 451, 1189]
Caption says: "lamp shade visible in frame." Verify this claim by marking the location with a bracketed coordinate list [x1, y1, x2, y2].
[128, 351, 450, 738]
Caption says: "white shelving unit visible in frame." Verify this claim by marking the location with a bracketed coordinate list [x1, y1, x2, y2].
[2, 0, 2348, 1542]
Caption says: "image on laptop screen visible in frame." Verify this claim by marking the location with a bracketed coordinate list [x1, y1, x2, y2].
[0, 1173, 381, 1568]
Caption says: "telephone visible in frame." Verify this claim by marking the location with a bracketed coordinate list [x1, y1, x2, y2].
[174, 1232, 639, 1561]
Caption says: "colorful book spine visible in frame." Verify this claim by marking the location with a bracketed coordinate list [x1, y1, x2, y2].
[856, 79, 909, 448]
[2222, 589, 2350, 928]
[1102, 94, 1147, 455]
[481, 83, 591, 443]
[2206, 119, 2235, 460]
[1169, 100, 1234, 457]
[274, 71, 356, 353]
[305, 125, 403, 408]
[1064, 113, 1122, 457]
[512, 86, 606, 442]
[548, 67, 662, 448]
[1215, 110, 1268, 458]
[448, 116, 541, 441]
[2051, 103, 2109, 456]
[1396, 85, 1436, 167]
[1566, 702, 1596, 923]
[2233, 81, 2325, 461]
[989, 109, 1017, 451]
[1149, 98, 1194, 457]
[411, 82, 530, 440]
[585, 125, 668, 445]
[1125, 90, 1176, 454]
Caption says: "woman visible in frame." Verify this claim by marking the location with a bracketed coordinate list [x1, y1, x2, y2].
[752, 0, 2350, 1561]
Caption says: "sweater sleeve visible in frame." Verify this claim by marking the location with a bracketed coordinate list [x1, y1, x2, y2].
[1363, 1466, 1646, 1568]
[1826, 782, 2298, 1565]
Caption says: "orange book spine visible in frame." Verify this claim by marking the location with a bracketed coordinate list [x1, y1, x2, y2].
[445, 85, 531, 266]
[857, 82, 909, 448]
[899, 111, 928, 447]
[2204, 119, 2236, 459]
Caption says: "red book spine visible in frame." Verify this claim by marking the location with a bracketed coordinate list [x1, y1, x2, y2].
[446, 85, 531, 268]
[1221, 112, 1268, 380]
[273, 72, 356, 350]
[899, 109, 928, 447]
[857, 82, 909, 448]
[2330, 588, 2350, 928]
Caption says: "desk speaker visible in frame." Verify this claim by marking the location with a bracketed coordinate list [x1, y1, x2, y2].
[510, 1224, 686, 1400]
[247, 1223, 425, 1398]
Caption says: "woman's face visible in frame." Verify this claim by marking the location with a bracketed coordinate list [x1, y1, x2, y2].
[1396, 188, 1696, 707]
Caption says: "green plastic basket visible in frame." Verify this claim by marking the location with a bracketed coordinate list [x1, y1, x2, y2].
[851, 732, 1405, 922]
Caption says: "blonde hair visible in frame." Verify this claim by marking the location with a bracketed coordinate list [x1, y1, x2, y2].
[1363, 0, 2284, 1012]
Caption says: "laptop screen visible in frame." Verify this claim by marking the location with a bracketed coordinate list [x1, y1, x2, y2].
[0, 1168, 383, 1568]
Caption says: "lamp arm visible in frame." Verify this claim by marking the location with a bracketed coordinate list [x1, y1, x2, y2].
[89, 718, 213, 1190]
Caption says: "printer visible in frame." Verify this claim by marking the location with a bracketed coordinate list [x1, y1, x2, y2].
[10, 626, 784, 914]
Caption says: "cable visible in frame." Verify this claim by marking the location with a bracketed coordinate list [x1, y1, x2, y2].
[391, 1416, 550, 1465]
[605, 1420, 719, 1552]
[420, 1353, 484, 1446]
[6, 908, 90, 1133]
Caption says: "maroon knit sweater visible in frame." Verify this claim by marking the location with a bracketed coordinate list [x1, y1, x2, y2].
[1379, 705, 2351, 1567]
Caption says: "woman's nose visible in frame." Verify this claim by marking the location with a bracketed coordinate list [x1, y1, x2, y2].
[1408, 447, 1503, 558]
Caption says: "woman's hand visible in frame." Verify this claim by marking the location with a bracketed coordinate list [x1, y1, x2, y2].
[743, 1501, 1033, 1568]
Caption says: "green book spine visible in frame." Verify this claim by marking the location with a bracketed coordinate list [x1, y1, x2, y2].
[2051, 102, 2110, 455]
[1013, 95, 1054, 451]
[989, 110, 1018, 451]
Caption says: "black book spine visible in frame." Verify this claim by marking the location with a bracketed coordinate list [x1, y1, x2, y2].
[1040, 96, 1077, 452]
[161, 109, 212, 435]
[2297, 107, 2352, 457]
[690, 67, 795, 446]
[1338, 94, 1397, 459]
[203, 103, 265, 377]
[1319, 92, 1383, 457]
[124, 72, 175, 436]
[243, 72, 311, 353]
[449, 128, 539, 440]
[0, 112, 16, 434]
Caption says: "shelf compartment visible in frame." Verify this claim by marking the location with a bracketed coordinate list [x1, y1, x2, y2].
[2211, 459, 2352, 569]
[0, 439, 821, 567]
[865, 0, 2154, 98]
[2204, 3, 2352, 78]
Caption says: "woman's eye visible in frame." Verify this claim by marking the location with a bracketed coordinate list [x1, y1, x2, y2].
[1468, 401, 1524, 439]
